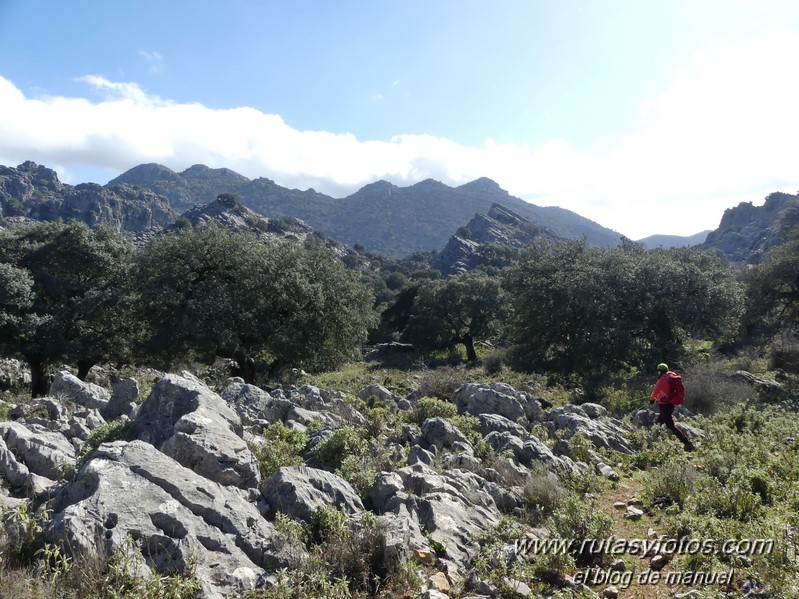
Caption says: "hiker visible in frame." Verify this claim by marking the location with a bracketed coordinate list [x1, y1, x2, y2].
[650, 363, 694, 451]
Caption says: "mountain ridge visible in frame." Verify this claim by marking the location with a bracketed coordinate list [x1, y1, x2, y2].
[110, 162, 623, 256]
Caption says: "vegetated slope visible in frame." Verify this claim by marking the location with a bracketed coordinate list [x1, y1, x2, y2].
[110, 164, 623, 256]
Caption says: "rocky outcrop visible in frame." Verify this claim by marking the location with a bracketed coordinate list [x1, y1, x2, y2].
[260, 466, 364, 522]
[0, 161, 176, 232]
[453, 382, 542, 422]
[703, 191, 797, 263]
[433, 203, 561, 274]
[46, 440, 291, 599]
[134, 372, 260, 489]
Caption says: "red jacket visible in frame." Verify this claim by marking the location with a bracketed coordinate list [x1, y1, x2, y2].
[650, 371, 676, 405]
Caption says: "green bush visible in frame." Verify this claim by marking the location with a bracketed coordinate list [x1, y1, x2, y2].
[409, 396, 457, 424]
[682, 361, 753, 415]
[549, 494, 613, 566]
[250, 423, 308, 479]
[642, 459, 698, 509]
[310, 427, 367, 471]
[76, 419, 136, 470]
[258, 505, 398, 598]
[521, 467, 567, 523]
[481, 349, 506, 375]
[415, 368, 465, 399]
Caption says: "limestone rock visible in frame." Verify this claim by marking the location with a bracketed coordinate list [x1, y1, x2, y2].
[260, 466, 364, 522]
[134, 372, 260, 489]
[453, 382, 541, 421]
[46, 440, 290, 599]
[51, 370, 110, 411]
[0, 421, 75, 480]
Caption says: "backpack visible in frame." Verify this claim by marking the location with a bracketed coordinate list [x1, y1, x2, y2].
[667, 372, 685, 405]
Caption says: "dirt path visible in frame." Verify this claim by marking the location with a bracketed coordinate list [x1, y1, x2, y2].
[583, 473, 724, 599]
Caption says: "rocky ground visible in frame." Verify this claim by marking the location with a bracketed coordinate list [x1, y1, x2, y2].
[0, 367, 718, 598]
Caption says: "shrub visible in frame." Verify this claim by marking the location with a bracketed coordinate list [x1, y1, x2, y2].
[76, 419, 136, 470]
[566, 432, 592, 463]
[409, 396, 457, 424]
[682, 361, 753, 415]
[481, 348, 506, 375]
[310, 427, 367, 472]
[291, 506, 392, 597]
[642, 459, 698, 509]
[250, 422, 308, 479]
[415, 367, 465, 399]
[549, 493, 613, 566]
[521, 466, 567, 523]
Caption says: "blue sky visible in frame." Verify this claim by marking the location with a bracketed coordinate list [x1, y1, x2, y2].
[2, 0, 799, 239]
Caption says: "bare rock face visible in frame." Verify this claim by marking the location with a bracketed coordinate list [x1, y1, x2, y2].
[452, 382, 541, 421]
[703, 191, 797, 263]
[260, 465, 364, 522]
[46, 440, 292, 599]
[0, 161, 176, 232]
[134, 372, 261, 489]
[0, 420, 76, 481]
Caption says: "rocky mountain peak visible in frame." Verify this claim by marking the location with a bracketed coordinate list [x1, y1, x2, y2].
[0, 162, 175, 232]
[433, 202, 561, 275]
[458, 177, 506, 194]
[703, 191, 798, 263]
[109, 163, 178, 186]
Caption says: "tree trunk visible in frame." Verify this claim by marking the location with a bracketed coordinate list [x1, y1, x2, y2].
[27, 358, 48, 398]
[76, 360, 94, 381]
[233, 353, 257, 384]
[463, 334, 477, 362]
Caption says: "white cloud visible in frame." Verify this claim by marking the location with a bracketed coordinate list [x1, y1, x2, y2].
[1, 30, 799, 240]
[139, 50, 164, 74]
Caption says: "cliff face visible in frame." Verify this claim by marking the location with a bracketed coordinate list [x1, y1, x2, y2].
[0, 162, 176, 232]
[703, 192, 797, 263]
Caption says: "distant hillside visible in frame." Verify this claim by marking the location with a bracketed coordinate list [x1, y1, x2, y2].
[702, 192, 798, 263]
[111, 164, 623, 257]
[636, 231, 711, 249]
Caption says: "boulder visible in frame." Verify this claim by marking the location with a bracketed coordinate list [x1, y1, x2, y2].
[549, 407, 634, 455]
[452, 383, 541, 421]
[220, 381, 295, 430]
[0, 436, 30, 488]
[0, 421, 75, 480]
[134, 372, 260, 489]
[46, 440, 291, 599]
[358, 383, 402, 404]
[260, 466, 364, 522]
[50, 370, 110, 411]
[476, 413, 526, 437]
[421, 417, 471, 451]
[103, 377, 140, 420]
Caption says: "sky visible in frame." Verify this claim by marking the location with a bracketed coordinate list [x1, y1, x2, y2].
[2, 1, 799, 240]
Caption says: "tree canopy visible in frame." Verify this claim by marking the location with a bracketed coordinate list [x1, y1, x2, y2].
[395, 272, 506, 361]
[0, 221, 134, 395]
[505, 240, 744, 388]
[133, 223, 374, 382]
